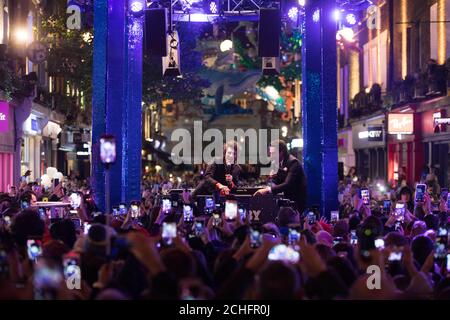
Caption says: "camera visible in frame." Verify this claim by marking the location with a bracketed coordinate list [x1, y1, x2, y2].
[383, 200, 391, 213]
[224, 200, 238, 221]
[112, 206, 120, 216]
[268, 244, 300, 264]
[21, 201, 29, 210]
[415, 184, 426, 203]
[388, 247, 403, 261]
[374, 237, 385, 249]
[204, 197, 215, 214]
[288, 227, 300, 245]
[305, 211, 316, 225]
[183, 204, 193, 223]
[330, 211, 339, 224]
[350, 230, 358, 245]
[238, 206, 246, 221]
[162, 222, 177, 245]
[100, 135, 116, 165]
[119, 203, 127, 215]
[162, 198, 172, 214]
[360, 188, 370, 206]
[130, 200, 140, 219]
[63, 253, 80, 281]
[27, 239, 42, 261]
[83, 222, 91, 235]
[212, 212, 221, 227]
[434, 227, 448, 261]
[71, 218, 81, 230]
[394, 203, 405, 222]
[69, 193, 81, 209]
[250, 227, 262, 248]
[193, 220, 204, 237]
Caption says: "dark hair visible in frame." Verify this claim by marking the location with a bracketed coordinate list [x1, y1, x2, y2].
[423, 214, 439, 230]
[258, 261, 300, 299]
[11, 209, 45, 246]
[399, 186, 412, 197]
[385, 232, 409, 247]
[361, 216, 384, 237]
[348, 215, 361, 231]
[411, 235, 434, 268]
[333, 220, 349, 238]
[49, 219, 77, 249]
[271, 139, 289, 160]
[332, 243, 357, 270]
[327, 256, 357, 289]
[277, 207, 296, 228]
[19, 191, 35, 204]
[160, 248, 196, 281]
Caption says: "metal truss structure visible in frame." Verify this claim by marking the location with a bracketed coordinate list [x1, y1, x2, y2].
[147, 0, 281, 22]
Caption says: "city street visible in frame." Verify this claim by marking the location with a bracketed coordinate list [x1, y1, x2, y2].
[0, 0, 449, 304]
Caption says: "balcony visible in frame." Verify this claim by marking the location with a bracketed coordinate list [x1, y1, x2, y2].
[349, 60, 449, 120]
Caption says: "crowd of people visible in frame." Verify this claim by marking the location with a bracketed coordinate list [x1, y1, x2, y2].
[0, 176, 448, 300]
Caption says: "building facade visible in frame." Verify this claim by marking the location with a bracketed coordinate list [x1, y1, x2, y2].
[338, 0, 450, 187]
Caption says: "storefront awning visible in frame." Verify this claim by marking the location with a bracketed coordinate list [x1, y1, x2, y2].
[42, 121, 62, 139]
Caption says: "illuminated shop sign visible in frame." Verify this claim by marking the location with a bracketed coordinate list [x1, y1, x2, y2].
[0, 101, 8, 133]
[388, 113, 414, 134]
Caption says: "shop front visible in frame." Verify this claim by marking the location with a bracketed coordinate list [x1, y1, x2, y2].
[21, 103, 64, 182]
[420, 96, 450, 188]
[387, 108, 423, 187]
[0, 101, 14, 192]
[351, 113, 386, 182]
[59, 127, 91, 178]
[338, 127, 355, 178]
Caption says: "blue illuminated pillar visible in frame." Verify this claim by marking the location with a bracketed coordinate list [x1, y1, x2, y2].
[92, 0, 142, 210]
[106, 0, 126, 208]
[302, 0, 338, 217]
[92, 0, 107, 211]
[123, 13, 143, 203]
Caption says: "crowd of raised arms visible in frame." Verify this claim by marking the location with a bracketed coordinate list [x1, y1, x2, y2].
[0, 170, 449, 300]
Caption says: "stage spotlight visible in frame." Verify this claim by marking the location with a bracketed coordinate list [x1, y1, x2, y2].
[288, 7, 299, 21]
[220, 39, 233, 52]
[14, 27, 29, 44]
[209, 1, 219, 14]
[333, 9, 341, 21]
[298, 0, 305, 6]
[312, 9, 320, 22]
[345, 13, 357, 26]
[336, 27, 354, 42]
[129, 0, 145, 13]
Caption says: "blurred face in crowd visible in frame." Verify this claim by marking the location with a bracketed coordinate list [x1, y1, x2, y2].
[427, 185, 433, 196]
[30, 193, 37, 206]
[9, 186, 17, 196]
[225, 147, 235, 165]
[401, 192, 410, 203]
